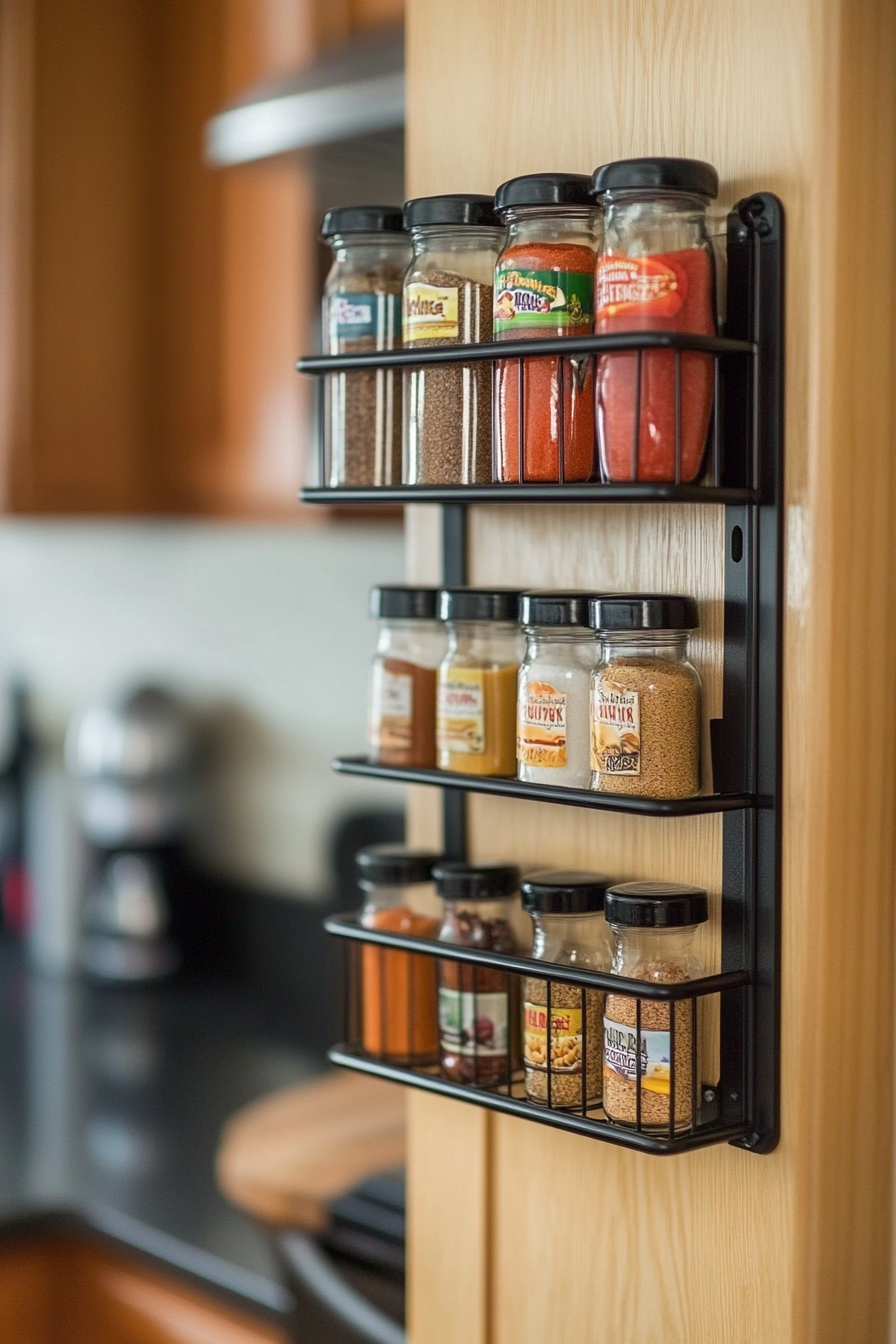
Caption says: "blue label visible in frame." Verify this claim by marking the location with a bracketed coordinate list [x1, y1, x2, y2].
[328, 292, 400, 345]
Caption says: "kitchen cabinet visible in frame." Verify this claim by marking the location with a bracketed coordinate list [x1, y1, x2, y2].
[0, 1235, 286, 1344]
[385, 2, 896, 1343]
[0, 0, 401, 516]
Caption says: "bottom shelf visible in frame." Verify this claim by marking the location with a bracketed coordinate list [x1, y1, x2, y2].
[329, 1047, 749, 1155]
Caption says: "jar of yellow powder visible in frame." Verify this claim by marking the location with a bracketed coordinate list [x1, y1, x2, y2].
[436, 589, 523, 776]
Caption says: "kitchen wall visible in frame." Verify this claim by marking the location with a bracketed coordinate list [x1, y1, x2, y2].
[0, 520, 406, 896]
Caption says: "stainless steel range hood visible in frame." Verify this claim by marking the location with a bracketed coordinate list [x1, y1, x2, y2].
[205, 26, 404, 168]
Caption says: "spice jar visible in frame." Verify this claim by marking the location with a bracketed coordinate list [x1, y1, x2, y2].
[602, 881, 708, 1132]
[321, 207, 412, 488]
[434, 860, 520, 1086]
[517, 592, 600, 789]
[588, 595, 701, 799]
[437, 589, 523, 776]
[520, 871, 612, 1110]
[493, 174, 600, 483]
[368, 586, 446, 768]
[357, 845, 442, 1064]
[590, 158, 719, 483]
[401, 195, 503, 485]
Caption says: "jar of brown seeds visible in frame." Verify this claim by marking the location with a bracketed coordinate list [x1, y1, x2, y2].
[321, 207, 412, 488]
[602, 881, 708, 1134]
[401, 195, 503, 486]
[588, 595, 702, 799]
[520, 870, 613, 1110]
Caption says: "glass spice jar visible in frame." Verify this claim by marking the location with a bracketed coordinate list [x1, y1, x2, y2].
[357, 845, 443, 1065]
[520, 871, 613, 1110]
[588, 595, 702, 799]
[602, 881, 708, 1133]
[493, 174, 600, 483]
[321, 207, 412, 488]
[434, 860, 520, 1086]
[368, 586, 446, 769]
[437, 589, 523, 777]
[401, 195, 503, 485]
[590, 158, 719, 484]
[517, 592, 600, 789]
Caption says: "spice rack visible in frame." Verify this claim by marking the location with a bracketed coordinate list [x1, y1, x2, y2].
[297, 192, 784, 1155]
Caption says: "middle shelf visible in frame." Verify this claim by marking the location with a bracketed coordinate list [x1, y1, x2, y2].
[333, 755, 757, 817]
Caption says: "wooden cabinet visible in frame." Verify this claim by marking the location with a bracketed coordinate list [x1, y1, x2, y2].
[0, 1235, 286, 1344]
[0, 0, 401, 516]
[401, 2, 896, 1342]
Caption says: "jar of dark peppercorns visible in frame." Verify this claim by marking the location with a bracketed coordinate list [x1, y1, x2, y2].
[433, 860, 520, 1086]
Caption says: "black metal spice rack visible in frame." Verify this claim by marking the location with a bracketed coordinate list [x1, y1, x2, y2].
[297, 193, 784, 1155]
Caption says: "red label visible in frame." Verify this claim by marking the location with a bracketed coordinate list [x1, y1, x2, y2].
[596, 254, 687, 320]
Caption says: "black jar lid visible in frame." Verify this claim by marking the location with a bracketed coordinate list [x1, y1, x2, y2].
[370, 585, 441, 621]
[521, 870, 613, 914]
[356, 844, 443, 886]
[433, 861, 520, 901]
[604, 881, 708, 927]
[320, 205, 407, 238]
[587, 594, 699, 632]
[438, 588, 522, 623]
[403, 195, 500, 230]
[590, 158, 719, 201]
[494, 172, 594, 214]
[520, 591, 600, 628]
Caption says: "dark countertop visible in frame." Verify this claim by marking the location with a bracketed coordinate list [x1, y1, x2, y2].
[0, 943, 323, 1317]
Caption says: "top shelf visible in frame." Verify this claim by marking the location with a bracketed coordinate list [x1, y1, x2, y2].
[300, 482, 755, 505]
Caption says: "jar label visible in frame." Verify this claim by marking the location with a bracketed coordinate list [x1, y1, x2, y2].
[403, 283, 459, 341]
[524, 1000, 583, 1074]
[494, 268, 593, 334]
[438, 988, 508, 1056]
[596, 255, 687, 322]
[591, 680, 641, 775]
[329, 292, 400, 344]
[369, 664, 413, 752]
[437, 668, 485, 754]
[517, 680, 567, 767]
[603, 1016, 671, 1094]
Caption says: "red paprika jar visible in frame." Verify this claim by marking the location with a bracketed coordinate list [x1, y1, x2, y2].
[591, 158, 719, 484]
[493, 175, 600, 483]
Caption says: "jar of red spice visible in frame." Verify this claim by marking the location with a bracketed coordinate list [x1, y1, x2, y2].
[493, 174, 600, 483]
[357, 845, 442, 1065]
[590, 158, 719, 484]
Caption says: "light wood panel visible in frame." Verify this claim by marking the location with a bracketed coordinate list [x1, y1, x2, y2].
[404, 1, 896, 1341]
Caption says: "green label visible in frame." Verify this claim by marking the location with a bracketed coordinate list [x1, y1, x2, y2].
[494, 267, 593, 334]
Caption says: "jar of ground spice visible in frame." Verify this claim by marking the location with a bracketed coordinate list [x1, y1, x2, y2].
[368, 586, 446, 769]
[588, 595, 702, 799]
[401, 195, 503, 485]
[493, 174, 600, 483]
[517, 591, 600, 789]
[602, 881, 708, 1133]
[433, 860, 520, 1087]
[357, 845, 442, 1065]
[437, 589, 523, 777]
[590, 158, 719, 483]
[321, 207, 412, 488]
[520, 870, 612, 1110]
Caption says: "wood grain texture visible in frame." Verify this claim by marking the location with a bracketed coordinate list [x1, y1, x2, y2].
[403, 1, 896, 1341]
[217, 1070, 405, 1231]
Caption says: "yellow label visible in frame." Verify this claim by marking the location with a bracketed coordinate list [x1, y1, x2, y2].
[517, 680, 567, 767]
[437, 667, 485, 754]
[523, 1000, 583, 1074]
[590, 679, 641, 776]
[403, 283, 459, 341]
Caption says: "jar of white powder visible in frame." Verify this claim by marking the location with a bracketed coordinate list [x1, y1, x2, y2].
[516, 592, 601, 788]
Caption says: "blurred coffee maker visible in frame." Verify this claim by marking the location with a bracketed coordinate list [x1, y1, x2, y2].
[66, 685, 196, 982]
